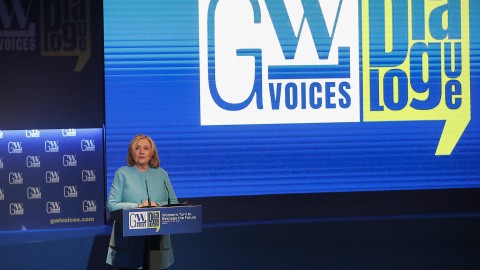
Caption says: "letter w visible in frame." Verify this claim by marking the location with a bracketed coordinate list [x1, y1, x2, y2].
[265, 0, 343, 59]
[12, 142, 21, 148]
[135, 214, 145, 222]
[0, 0, 33, 29]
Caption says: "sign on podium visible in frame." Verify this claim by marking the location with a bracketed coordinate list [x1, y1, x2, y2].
[111, 205, 202, 236]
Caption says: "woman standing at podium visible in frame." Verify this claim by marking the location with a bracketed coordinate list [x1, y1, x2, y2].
[106, 134, 180, 269]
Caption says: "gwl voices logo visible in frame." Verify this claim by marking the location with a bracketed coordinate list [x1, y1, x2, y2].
[199, 0, 360, 125]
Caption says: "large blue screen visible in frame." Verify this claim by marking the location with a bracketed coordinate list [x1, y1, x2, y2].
[104, 0, 480, 199]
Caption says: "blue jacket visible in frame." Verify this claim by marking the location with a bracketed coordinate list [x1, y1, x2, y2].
[106, 166, 179, 269]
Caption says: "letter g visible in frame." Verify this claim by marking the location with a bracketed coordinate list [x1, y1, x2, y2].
[207, 0, 263, 111]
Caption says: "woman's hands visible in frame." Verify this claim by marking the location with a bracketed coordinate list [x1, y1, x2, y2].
[137, 200, 159, 208]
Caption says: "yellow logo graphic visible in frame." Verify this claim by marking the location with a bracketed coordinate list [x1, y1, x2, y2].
[362, 0, 470, 155]
[147, 211, 161, 232]
[40, 0, 91, 71]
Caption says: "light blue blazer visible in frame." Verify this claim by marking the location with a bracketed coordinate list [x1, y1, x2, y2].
[106, 166, 179, 269]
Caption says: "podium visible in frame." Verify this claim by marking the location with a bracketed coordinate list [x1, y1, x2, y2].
[110, 205, 202, 270]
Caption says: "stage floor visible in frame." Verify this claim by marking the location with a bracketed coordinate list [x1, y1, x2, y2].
[1, 213, 479, 270]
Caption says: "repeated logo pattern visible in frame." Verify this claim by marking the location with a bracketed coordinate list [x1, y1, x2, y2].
[0, 128, 103, 231]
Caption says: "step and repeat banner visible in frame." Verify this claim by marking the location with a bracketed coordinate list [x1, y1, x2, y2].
[0, 129, 104, 231]
[104, 0, 479, 198]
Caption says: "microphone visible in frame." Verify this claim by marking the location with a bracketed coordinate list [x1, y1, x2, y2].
[164, 181, 171, 207]
[145, 180, 152, 208]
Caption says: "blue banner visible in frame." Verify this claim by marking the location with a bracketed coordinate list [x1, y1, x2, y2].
[0, 128, 104, 231]
[121, 206, 202, 236]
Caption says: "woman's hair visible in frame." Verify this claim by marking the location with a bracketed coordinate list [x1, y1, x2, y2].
[127, 134, 160, 168]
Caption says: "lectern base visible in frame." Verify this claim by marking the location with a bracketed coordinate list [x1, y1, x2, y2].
[143, 235, 162, 270]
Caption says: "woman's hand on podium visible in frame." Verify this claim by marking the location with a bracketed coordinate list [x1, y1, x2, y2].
[138, 200, 159, 208]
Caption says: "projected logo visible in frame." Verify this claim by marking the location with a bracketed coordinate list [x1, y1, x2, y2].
[0, 157, 3, 168]
[40, 0, 91, 71]
[0, 188, 4, 200]
[199, 0, 360, 125]
[0, 0, 36, 51]
[362, 0, 470, 155]
[129, 211, 161, 232]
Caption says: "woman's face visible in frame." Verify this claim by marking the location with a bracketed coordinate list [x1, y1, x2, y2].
[132, 138, 153, 167]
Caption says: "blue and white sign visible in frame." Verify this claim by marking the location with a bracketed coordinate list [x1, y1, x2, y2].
[121, 206, 202, 237]
[199, 0, 359, 125]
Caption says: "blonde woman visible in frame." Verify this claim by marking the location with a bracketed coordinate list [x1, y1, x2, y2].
[107, 134, 179, 269]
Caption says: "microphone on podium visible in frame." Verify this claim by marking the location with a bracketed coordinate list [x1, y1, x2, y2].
[164, 181, 171, 207]
[145, 180, 152, 208]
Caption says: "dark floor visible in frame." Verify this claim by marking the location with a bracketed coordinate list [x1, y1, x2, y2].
[1, 214, 479, 270]
[172, 214, 480, 270]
